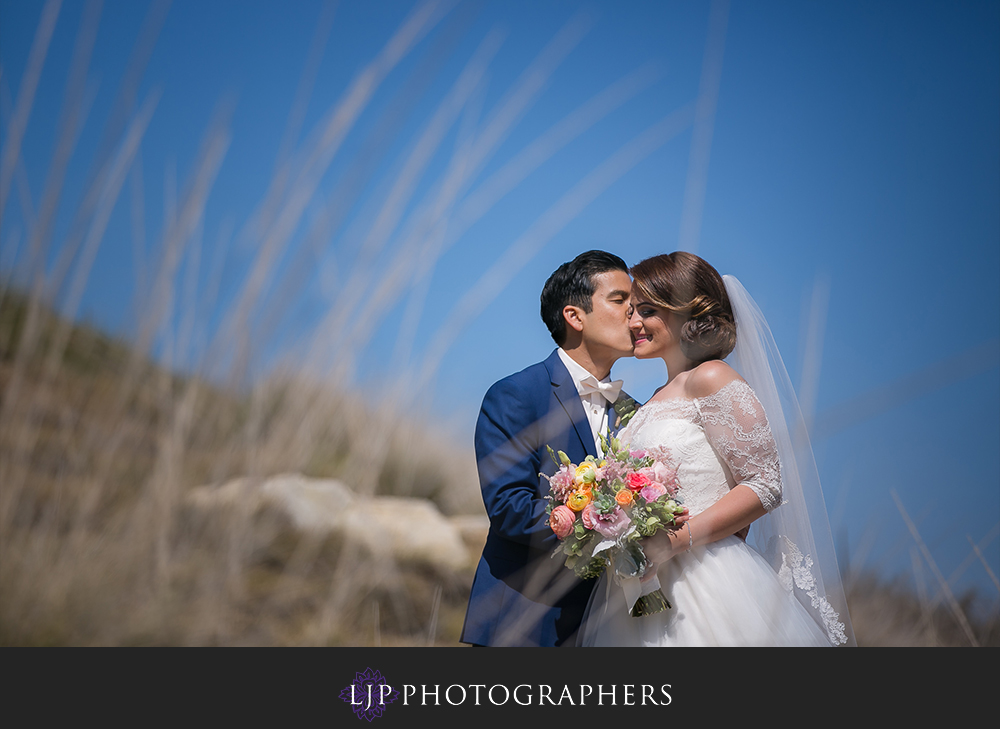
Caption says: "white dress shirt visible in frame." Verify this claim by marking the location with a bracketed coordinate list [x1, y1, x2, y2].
[557, 348, 618, 454]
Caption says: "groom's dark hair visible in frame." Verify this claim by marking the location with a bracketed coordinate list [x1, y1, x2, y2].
[540, 250, 629, 345]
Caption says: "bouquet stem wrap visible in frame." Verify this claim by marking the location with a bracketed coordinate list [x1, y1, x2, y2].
[609, 539, 671, 617]
[543, 437, 685, 619]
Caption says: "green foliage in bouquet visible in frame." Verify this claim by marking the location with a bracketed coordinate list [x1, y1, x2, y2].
[540, 429, 686, 613]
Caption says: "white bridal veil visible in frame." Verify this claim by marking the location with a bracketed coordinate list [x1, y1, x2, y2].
[723, 275, 855, 646]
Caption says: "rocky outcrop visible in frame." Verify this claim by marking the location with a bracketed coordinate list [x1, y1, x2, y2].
[185, 472, 486, 573]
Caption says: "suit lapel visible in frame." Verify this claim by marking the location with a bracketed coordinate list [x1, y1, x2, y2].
[544, 350, 595, 459]
[606, 402, 619, 439]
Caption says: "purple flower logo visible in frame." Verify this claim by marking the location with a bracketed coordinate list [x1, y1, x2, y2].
[339, 667, 399, 722]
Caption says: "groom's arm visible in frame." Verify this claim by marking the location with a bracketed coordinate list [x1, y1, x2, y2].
[475, 377, 557, 549]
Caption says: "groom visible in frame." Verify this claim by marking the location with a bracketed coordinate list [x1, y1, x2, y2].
[461, 250, 636, 647]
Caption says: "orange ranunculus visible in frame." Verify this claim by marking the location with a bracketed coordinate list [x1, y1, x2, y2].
[615, 489, 634, 507]
[566, 489, 592, 512]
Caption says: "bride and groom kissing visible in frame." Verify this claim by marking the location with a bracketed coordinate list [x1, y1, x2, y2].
[460, 250, 855, 648]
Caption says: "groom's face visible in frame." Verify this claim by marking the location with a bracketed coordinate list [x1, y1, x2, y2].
[578, 269, 635, 359]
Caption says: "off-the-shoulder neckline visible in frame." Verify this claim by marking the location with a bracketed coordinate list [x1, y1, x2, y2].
[640, 378, 749, 408]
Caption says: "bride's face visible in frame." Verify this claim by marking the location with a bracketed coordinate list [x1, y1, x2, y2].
[628, 298, 680, 359]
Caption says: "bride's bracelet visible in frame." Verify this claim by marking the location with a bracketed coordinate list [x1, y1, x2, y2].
[685, 522, 693, 549]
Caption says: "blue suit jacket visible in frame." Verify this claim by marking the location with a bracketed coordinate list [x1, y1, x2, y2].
[461, 349, 625, 647]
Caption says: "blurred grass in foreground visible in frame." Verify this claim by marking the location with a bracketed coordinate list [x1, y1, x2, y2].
[1, 0, 996, 647]
[2, 290, 997, 646]
[0, 0, 664, 646]
[0, 287, 482, 646]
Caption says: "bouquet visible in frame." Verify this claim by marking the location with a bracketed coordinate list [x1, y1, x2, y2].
[542, 432, 686, 617]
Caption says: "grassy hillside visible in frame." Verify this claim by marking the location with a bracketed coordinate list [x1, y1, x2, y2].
[0, 288, 482, 646]
[1, 288, 995, 646]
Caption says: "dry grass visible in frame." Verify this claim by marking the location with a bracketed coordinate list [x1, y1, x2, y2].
[0, 287, 482, 646]
[1, 0, 673, 646]
[3, 289, 997, 647]
[2, 1, 995, 648]
[846, 572, 999, 647]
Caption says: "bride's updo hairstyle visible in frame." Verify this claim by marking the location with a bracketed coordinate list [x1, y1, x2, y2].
[630, 251, 737, 362]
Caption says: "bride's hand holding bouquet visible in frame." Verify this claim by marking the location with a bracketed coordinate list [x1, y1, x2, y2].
[542, 433, 688, 617]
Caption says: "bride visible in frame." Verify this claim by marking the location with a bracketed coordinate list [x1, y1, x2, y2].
[579, 252, 855, 647]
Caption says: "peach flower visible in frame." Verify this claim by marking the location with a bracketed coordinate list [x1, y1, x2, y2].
[548, 505, 576, 539]
[615, 489, 634, 507]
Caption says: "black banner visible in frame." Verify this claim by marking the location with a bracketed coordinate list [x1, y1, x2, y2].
[6, 646, 988, 724]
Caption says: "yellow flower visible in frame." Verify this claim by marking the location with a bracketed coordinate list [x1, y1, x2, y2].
[574, 463, 597, 486]
[566, 490, 592, 512]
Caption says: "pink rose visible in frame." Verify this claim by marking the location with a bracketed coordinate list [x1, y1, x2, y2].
[629, 449, 647, 459]
[549, 505, 576, 539]
[626, 472, 651, 492]
[652, 462, 678, 488]
[581, 502, 599, 530]
[592, 506, 631, 539]
[640, 482, 668, 503]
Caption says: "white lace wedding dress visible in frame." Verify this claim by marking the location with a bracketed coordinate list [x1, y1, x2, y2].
[580, 379, 844, 647]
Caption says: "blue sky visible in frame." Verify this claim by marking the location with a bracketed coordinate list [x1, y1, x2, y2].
[2, 0, 998, 615]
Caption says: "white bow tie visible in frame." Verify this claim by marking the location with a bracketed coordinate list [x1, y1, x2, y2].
[579, 376, 623, 403]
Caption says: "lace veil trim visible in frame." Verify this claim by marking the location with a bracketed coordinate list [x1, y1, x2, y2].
[723, 275, 854, 646]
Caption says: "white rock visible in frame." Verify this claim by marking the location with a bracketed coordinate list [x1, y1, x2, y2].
[260, 473, 356, 532]
[185, 473, 472, 572]
[342, 496, 471, 573]
[449, 514, 490, 554]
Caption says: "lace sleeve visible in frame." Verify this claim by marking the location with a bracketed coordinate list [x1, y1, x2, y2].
[694, 380, 782, 512]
